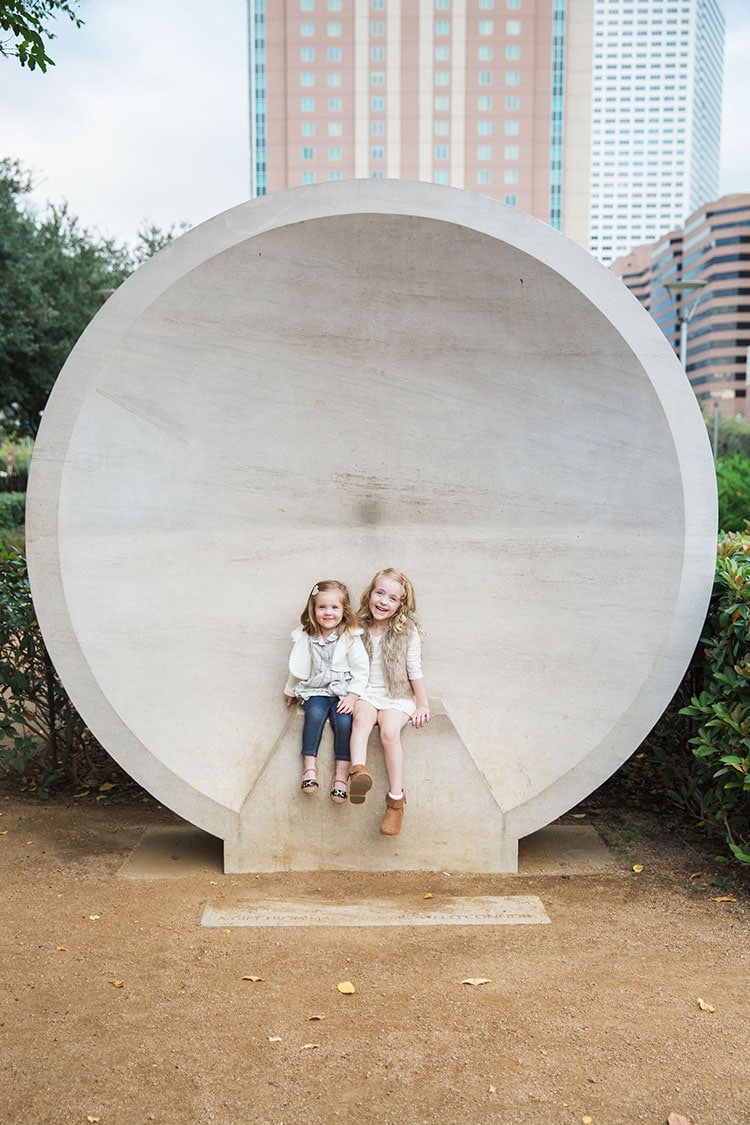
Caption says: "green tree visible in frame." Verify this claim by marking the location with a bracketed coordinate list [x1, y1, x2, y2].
[0, 0, 82, 71]
[716, 454, 750, 533]
[0, 159, 183, 437]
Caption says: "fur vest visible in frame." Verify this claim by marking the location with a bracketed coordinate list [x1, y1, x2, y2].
[362, 621, 416, 699]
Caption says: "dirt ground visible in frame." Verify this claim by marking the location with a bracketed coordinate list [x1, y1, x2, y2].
[0, 788, 748, 1125]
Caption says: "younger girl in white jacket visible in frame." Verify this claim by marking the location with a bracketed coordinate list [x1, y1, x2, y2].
[284, 580, 369, 803]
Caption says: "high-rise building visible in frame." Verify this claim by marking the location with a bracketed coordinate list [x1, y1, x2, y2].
[248, 0, 594, 246]
[611, 194, 750, 419]
[589, 0, 725, 265]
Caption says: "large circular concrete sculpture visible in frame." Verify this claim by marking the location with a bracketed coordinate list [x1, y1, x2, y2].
[27, 180, 717, 872]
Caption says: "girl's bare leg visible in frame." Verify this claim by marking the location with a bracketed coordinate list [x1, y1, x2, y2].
[378, 710, 409, 795]
[349, 700, 377, 766]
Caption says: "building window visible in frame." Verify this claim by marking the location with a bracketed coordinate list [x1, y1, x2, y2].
[371, 95, 385, 110]
[435, 120, 449, 135]
[371, 145, 385, 159]
[478, 45, 494, 60]
[478, 71, 493, 86]
[505, 119, 519, 135]
[328, 0, 342, 8]
[302, 146, 315, 160]
[328, 121, 342, 136]
[329, 170, 343, 180]
[478, 95, 493, 110]
[371, 71, 385, 85]
[434, 144, 449, 160]
[480, 0, 494, 7]
[435, 170, 449, 184]
[300, 22, 314, 36]
[300, 47, 315, 61]
[371, 46, 385, 61]
[436, 45, 450, 61]
[477, 144, 492, 159]
[505, 95, 520, 109]
[328, 72, 342, 86]
[328, 146, 342, 160]
[478, 120, 492, 135]
[435, 20, 450, 35]
[371, 120, 385, 135]
[372, 170, 385, 179]
[505, 70, 520, 86]
[300, 72, 315, 87]
[302, 171, 316, 184]
[435, 70, 450, 86]
[479, 20, 494, 35]
[506, 45, 520, 60]
[371, 20, 385, 34]
[477, 169, 492, 184]
[301, 97, 315, 111]
[372, 0, 384, 7]
[505, 193, 517, 205]
[300, 0, 314, 10]
[436, 0, 450, 8]
[504, 143, 519, 158]
[504, 169, 519, 184]
[435, 95, 450, 110]
[328, 46, 342, 61]
[328, 96, 342, 110]
[301, 122, 316, 136]
[506, 18, 521, 33]
[327, 21, 342, 36]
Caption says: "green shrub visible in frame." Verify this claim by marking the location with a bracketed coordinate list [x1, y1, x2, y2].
[716, 454, 750, 533]
[0, 545, 102, 794]
[0, 493, 25, 529]
[675, 533, 750, 863]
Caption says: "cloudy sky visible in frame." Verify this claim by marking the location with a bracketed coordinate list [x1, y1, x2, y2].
[1, 0, 748, 246]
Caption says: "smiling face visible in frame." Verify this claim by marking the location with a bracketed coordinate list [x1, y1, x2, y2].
[313, 590, 345, 635]
[369, 573, 406, 626]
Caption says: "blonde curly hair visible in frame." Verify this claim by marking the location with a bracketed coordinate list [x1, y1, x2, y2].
[357, 568, 420, 635]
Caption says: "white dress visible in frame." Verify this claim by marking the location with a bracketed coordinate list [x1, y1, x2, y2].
[360, 631, 423, 717]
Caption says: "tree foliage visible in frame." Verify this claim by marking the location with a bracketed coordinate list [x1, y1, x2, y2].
[0, 0, 82, 71]
[0, 159, 182, 436]
[716, 453, 750, 533]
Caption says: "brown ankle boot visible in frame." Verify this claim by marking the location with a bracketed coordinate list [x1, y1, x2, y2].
[348, 764, 373, 805]
[380, 792, 406, 836]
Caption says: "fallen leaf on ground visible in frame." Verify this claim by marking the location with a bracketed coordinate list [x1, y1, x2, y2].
[110, 979, 124, 988]
[307, 1015, 324, 1021]
[667, 1114, 692, 1124]
[571, 813, 586, 819]
[87, 1117, 101, 1123]
[300, 1043, 319, 1050]
[632, 864, 644, 873]
[0, 831, 7, 836]
[89, 914, 100, 921]
[95, 795, 109, 801]
[689, 871, 703, 880]
[241, 975, 263, 982]
[697, 997, 715, 1012]
[73, 791, 90, 798]
[461, 978, 491, 986]
[55, 945, 67, 952]
[489, 1085, 496, 1093]
[267, 1036, 282, 1042]
[711, 896, 737, 903]
[423, 893, 434, 900]
[337, 981, 356, 994]
[98, 782, 116, 792]
[582, 1117, 593, 1124]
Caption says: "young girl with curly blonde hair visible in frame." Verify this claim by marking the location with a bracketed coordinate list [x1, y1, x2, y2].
[348, 568, 429, 836]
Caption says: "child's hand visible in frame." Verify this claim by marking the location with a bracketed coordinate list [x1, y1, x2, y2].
[411, 706, 430, 728]
[284, 695, 296, 707]
[336, 693, 357, 714]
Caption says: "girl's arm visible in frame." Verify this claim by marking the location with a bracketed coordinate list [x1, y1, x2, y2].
[410, 676, 430, 727]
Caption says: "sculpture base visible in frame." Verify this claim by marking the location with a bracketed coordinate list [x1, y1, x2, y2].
[224, 700, 517, 873]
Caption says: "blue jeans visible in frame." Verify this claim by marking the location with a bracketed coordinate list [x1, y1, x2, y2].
[300, 695, 352, 762]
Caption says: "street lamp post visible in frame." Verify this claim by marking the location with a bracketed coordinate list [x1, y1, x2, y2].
[666, 279, 714, 456]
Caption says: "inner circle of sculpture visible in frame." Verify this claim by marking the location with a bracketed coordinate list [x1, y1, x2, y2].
[26, 180, 717, 872]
